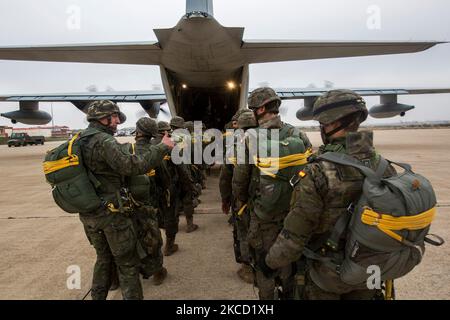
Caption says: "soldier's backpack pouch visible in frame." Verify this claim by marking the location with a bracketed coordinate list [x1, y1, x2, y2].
[316, 152, 444, 287]
[43, 129, 103, 213]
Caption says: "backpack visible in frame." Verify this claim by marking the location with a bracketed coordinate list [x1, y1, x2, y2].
[251, 125, 312, 221]
[307, 152, 444, 287]
[43, 128, 103, 213]
[127, 143, 157, 204]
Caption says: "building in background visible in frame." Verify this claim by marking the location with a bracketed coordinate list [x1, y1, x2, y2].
[1, 126, 72, 138]
[0, 126, 12, 137]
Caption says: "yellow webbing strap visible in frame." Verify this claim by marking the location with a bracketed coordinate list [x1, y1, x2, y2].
[237, 204, 248, 216]
[361, 207, 436, 243]
[385, 280, 394, 300]
[164, 155, 171, 161]
[131, 143, 136, 155]
[146, 169, 156, 177]
[254, 148, 313, 178]
[228, 157, 237, 166]
[107, 203, 120, 213]
[67, 133, 80, 156]
[43, 133, 80, 175]
[107, 202, 130, 214]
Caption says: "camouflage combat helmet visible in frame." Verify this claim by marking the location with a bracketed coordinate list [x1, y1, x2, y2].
[158, 121, 171, 132]
[232, 109, 248, 122]
[237, 110, 258, 129]
[313, 89, 368, 125]
[184, 121, 194, 133]
[86, 100, 126, 123]
[170, 116, 185, 129]
[247, 87, 281, 111]
[135, 117, 158, 137]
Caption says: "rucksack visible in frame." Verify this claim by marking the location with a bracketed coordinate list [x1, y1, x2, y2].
[306, 152, 444, 287]
[43, 128, 103, 213]
[251, 125, 312, 221]
[127, 143, 157, 204]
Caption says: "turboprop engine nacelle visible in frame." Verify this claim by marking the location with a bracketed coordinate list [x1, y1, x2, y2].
[1, 101, 52, 125]
[369, 95, 414, 118]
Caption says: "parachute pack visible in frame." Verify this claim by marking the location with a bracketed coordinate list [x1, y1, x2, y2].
[43, 128, 103, 214]
[251, 125, 312, 221]
[306, 152, 444, 288]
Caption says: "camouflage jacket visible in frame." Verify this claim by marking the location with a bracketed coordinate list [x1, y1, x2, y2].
[81, 122, 169, 202]
[152, 134, 193, 194]
[232, 116, 312, 204]
[219, 130, 240, 204]
[265, 130, 395, 269]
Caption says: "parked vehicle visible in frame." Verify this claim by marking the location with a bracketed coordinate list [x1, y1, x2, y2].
[7, 133, 45, 147]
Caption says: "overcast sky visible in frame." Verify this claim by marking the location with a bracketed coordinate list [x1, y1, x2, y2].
[0, 0, 449, 128]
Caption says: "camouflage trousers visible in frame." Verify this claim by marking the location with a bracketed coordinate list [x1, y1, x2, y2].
[231, 208, 251, 264]
[179, 189, 195, 218]
[160, 187, 180, 238]
[79, 210, 143, 300]
[303, 271, 380, 300]
[133, 205, 164, 278]
[247, 211, 294, 300]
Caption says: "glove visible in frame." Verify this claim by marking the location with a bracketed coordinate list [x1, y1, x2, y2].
[222, 201, 231, 215]
[257, 253, 276, 278]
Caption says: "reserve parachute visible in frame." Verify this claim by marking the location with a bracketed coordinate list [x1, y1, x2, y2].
[306, 152, 444, 289]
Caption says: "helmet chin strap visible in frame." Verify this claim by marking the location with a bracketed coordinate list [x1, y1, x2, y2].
[320, 113, 359, 144]
[252, 107, 265, 122]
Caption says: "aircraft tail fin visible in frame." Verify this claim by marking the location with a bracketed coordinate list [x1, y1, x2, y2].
[186, 0, 214, 16]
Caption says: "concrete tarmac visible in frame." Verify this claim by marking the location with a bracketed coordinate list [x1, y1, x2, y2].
[0, 129, 449, 300]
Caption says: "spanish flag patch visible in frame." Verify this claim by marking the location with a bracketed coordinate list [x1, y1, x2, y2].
[298, 170, 307, 178]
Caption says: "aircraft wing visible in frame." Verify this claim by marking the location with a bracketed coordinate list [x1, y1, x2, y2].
[274, 87, 450, 120]
[241, 41, 444, 64]
[274, 88, 450, 100]
[0, 42, 162, 65]
[0, 90, 167, 123]
[0, 90, 166, 103]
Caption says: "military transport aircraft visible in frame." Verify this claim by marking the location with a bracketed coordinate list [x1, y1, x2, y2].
[0, 0, 449, 128]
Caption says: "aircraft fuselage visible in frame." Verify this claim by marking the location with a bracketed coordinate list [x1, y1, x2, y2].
[155, 14, 249, 128]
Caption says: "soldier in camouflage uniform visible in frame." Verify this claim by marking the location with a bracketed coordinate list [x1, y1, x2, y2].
[78, 100, 173, 300]
[130, 117, 168, 285]
[233, 88, 312, 300]
[220, 109, 255, 284]
[262, 90, 394, 300]
[185, 120, 203, 201]
[170, 116, 199, 233]
[152, 121, 181, 255]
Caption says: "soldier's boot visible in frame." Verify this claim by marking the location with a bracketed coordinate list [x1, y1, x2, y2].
[237, 264, 254, 284]
[186, 216, 199, 233]
[164, 236, 179, 256]
[152, 267, 168, 286]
